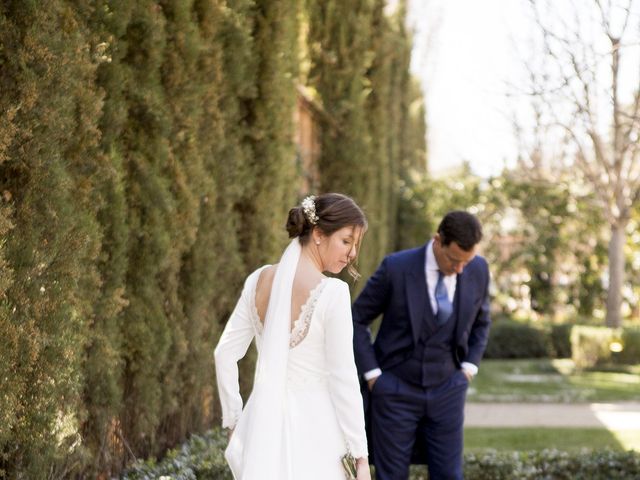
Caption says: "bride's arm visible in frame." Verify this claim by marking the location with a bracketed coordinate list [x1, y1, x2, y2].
[324, 281, 369, 462]
[214, 271, 259, 430]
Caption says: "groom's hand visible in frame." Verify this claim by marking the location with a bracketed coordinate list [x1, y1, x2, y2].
[367, 376, 379, 391]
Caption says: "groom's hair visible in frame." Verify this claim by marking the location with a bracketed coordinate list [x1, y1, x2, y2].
[437, 211, 482, 251]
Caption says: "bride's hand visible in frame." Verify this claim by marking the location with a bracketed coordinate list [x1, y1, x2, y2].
[356, 457, 371, 480]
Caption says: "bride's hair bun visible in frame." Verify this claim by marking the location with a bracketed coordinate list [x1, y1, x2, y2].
[286, 206, 309, 238]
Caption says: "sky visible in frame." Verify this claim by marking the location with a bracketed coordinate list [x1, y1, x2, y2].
[408, 0, 532, 178]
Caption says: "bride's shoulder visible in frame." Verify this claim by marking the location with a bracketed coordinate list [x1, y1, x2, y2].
[246, 264, 274, 286]
[320, 276, 350, 298]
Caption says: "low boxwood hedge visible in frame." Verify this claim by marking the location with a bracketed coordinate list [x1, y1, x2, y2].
[122, 429, 640, 479]
[483, 319, 640, 364]
[483, 320, 552, 359]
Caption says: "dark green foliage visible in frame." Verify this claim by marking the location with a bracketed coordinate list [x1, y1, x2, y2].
[616, 327, 640, 365]
[571, 325, 640, 369]
[122, 429, 640, 480]
[571, 326, 615, 369]
[306, 0, 426, 280]
[474, 320, 639, 363]
[0, 1, 424, 477]
[307, 0, 376, 276]
[482, 173, 608, 319]
[121, 429, 233, 480]
[483, 320, 552, 359]
[549, 323, 573, 358]
[0, 1, 103, 476]
[460, 449, 640, 480]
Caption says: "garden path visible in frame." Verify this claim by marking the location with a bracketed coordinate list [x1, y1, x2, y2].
[465, 402, 640, 430]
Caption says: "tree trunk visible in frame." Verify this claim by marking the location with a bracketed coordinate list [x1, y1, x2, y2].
[605, 221, 626, 328]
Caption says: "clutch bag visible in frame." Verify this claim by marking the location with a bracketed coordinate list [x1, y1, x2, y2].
[341, 451, 357, 480]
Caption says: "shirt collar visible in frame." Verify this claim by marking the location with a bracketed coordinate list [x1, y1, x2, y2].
[426, 240, 439, 272]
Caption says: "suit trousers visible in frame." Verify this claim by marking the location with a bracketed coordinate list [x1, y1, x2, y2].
[370, 369, 469, 480]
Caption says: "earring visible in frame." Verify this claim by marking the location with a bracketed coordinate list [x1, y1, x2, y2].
[315, 240, 320, 245]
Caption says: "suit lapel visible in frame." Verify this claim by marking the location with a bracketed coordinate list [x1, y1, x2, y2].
[454, 268, 472, 338]
[405, 245, 431, 345]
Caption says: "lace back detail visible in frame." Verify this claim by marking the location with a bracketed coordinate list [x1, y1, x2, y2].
[289, 279, 328, 348]
[250, 276, 328, 349]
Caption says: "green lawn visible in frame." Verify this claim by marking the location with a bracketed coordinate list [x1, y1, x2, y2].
[465, 427, 640, 452]
[468, 359, 640, 403]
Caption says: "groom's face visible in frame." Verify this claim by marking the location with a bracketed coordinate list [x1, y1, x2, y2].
[434, 235, 476, 275]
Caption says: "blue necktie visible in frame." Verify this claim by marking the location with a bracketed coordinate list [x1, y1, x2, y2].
[435, 271, 453, 326]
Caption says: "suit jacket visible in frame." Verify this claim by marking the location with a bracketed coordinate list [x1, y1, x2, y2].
[352, 244, 491, 463]
[353, 243, 490, 375]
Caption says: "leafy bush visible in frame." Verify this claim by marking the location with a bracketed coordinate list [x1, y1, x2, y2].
[549, 323, 572, 358]
[571, 326, 616, 369]
[615, 327, 640, 365]
[459, 449, 640, 480]
[484, 321, 552, 359]
[121, 430, 232, 480]
[125, 431, 640, 479]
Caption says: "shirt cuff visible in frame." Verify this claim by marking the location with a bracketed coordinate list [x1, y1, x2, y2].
[461, 362, 478, 376]
[363, 368, 382, 381]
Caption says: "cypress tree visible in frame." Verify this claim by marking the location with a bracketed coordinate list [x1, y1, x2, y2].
[115, 1, 175, 456]
[154, 0, 214, 447]
[239, 0, 299, 269]
[364, 0, 394, 266]
[0, 206, 16, 460]
[0, 1, 102, 475]
[82, 1, 133, 474]
[307, 0, 376, 277]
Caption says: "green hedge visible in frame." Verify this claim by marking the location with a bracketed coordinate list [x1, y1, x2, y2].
[0, 1, 424, 477]
[483, 321, 640, 365]
[571, 325, 640, 369]
[122, 428, 640, 480]
[549, 323, 573, 358]
[483, 321, 552, 359]
[618, 327, 640, 365]
[571, 326, 616, 369]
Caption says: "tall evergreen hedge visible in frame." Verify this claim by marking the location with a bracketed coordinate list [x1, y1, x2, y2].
[306, 0, 425, 280]
[0, 1, 426, 477]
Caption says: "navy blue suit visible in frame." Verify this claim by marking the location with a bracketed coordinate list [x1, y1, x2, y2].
[353, 244, 491, 480]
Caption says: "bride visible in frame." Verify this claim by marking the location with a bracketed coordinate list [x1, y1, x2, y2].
[215, 193, 371, 480]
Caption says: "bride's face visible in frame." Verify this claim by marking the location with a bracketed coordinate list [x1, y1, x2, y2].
[317, 225, 363, 274]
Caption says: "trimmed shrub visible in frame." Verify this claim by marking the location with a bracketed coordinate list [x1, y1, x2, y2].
[122, 430, 233, 480]
[615, 327, 640, 365]
[571, 326, 616, 369]
[459, 448, 640, 480]
[550, 323, 573, 358]
[122, 429, 640, 480]
[483, 321, 552, 359]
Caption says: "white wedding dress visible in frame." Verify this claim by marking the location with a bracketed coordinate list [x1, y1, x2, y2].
[215, 259, 368, 480]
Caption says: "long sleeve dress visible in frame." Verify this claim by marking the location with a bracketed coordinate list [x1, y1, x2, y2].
[214, 266, 368, 479]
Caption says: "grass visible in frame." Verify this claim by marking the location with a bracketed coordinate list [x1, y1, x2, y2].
[465, 359, 640, 453]
[465, 427, 640, 452]
[468, 359, 640, 403]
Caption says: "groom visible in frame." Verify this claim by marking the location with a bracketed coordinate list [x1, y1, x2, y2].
[352, 211, 491, 480]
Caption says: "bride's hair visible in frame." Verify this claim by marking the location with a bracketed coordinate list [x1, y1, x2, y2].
[286, 193, 367, 279]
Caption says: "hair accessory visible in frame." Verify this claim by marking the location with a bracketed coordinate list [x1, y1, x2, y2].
[301, 195, 319, 225]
